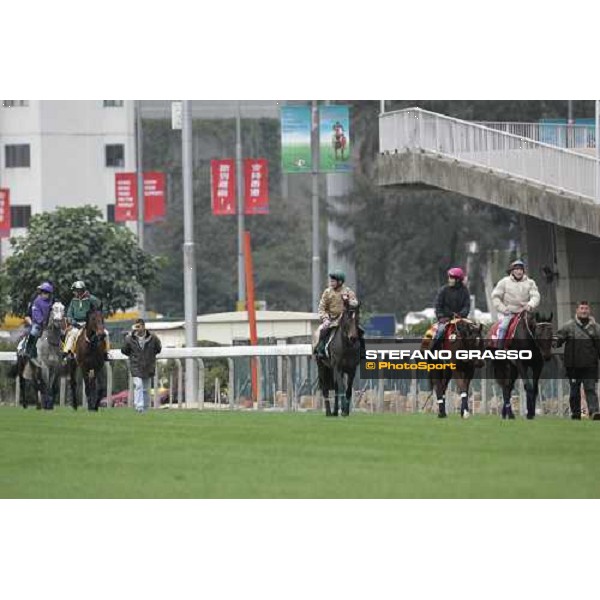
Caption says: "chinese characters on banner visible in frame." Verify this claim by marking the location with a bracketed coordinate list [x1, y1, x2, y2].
[244, 159, 269, 215]
[115, 172, 166, 222]
[0, 188, 10, 238]
[211, 159, 236, 215]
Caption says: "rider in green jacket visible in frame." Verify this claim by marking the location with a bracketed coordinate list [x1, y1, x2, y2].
[66, 281, 102, 325]
[64, 281, 108, 358]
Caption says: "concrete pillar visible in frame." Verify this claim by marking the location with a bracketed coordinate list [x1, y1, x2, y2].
[327, 172, 356, 288]
[554, 226, 571, 326]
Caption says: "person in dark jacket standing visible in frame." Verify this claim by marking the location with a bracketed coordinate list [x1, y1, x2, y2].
[431, 267, 471, 350]
[121, 319, 162, 413]
[555, 301, 600, 419]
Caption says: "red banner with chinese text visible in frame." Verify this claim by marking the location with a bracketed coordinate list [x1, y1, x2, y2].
[0, 188, 12, 238]
[211, 159, 236, 215]
[244, 158, 269, 215]
[115, 172, 166, 222]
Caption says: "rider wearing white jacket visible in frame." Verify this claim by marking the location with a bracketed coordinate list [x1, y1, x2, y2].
[491, 260, 541, 343]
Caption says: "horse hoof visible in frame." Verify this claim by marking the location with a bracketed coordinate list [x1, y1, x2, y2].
[461, 410, 470, 419]
[526, 414, 534, 420]
[437, 412, 447, 419]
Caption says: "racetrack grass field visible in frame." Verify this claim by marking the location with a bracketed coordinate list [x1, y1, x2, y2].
[1, 408, 599, 498]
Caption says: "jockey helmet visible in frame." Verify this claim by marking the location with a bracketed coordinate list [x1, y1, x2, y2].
[329, 269, 346, 283]
[38, 282, 54, 293]
[447, 267, 465, 281]
[71, 280, 86, 291]
[508, 260, 526, 272]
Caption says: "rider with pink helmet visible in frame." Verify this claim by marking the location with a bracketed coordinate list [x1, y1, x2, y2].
[431, 267, 471, 349]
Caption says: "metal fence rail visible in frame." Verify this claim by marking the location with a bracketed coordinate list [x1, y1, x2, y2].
[380, 107, 600, 202]
[475, 121, 596, 150]
[0, 346, 592, 417]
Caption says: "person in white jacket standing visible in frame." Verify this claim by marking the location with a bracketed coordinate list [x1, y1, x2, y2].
[491, 260, 541, 345]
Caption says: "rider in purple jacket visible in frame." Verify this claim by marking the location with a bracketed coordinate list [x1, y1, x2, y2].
[23, 282, 54, 360]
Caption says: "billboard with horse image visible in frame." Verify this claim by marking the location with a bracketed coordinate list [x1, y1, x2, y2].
[319, 105, 351, 172]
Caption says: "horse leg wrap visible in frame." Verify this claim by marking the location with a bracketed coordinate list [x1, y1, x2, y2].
[437, 397, 447, 418]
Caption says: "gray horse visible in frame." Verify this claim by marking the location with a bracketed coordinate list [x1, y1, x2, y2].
[18, 301, 66, 409]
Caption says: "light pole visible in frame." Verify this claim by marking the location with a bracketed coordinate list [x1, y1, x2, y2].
[135, 100, 146, 318]
[311, 100, 320, 312]
[182, 100, 198, 407]
[236, 101, 246, 308]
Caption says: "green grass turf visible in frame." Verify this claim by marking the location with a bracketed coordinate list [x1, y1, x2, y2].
[0, 408, 599, 498]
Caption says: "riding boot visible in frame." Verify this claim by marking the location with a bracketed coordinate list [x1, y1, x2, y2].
[316, 329, 329, 359]
[24, 334, 38, 359]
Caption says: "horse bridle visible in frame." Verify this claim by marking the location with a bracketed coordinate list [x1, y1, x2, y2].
[523, 314, 553, 354]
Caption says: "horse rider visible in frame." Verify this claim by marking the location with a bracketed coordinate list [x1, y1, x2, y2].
[431, 267, 471, 351]
[20, 281, 54, 363]
[491, 259, 541, 346]
[315, 269, 364, 359]
[64, 280, 108, 357]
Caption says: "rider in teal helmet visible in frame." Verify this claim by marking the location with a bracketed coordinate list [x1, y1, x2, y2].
[316, 269, 364, 359]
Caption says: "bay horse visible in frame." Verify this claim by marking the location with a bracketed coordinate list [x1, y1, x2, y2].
[68, 308, 107, 411]
[16, 301, 66, 410]
[316, 301, 361, 417]
[489, 311, 553, 419]
[424, 318, 484, 418]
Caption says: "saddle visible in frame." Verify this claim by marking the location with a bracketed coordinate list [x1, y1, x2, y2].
[423, 320, 458, 350]
[489, 313, 522, 349]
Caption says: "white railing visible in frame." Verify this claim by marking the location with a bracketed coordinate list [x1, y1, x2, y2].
[380, 107, 600, 202]
[475, 122, 596, 150]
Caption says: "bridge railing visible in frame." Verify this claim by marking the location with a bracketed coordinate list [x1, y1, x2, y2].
[380, 107, 600, 202]
[475, 121, 596, 150]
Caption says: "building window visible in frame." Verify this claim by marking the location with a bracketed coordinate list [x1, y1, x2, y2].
[105, 144, 124, 167]
[10, 205, 32, 228]
[103, 101, 124, 107]
[5, 144, 31, 168]
[107, 204, 115, 222]
[2, 100, 29, 107]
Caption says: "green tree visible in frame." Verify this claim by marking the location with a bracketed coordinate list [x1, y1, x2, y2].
[3, 206, 164, 316]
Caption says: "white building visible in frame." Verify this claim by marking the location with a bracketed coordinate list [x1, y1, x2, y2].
[0, 100, 282, 259]
[0, 100, 137, 257]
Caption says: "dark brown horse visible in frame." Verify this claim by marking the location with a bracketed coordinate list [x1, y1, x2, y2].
[424, 318, 484, 418]
[68, 308, 107, 411]
[316, 301, 361, 417]
[489, 311, 553, 419]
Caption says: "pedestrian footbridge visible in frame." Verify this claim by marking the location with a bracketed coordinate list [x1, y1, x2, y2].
[378, 107, 600, 237]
